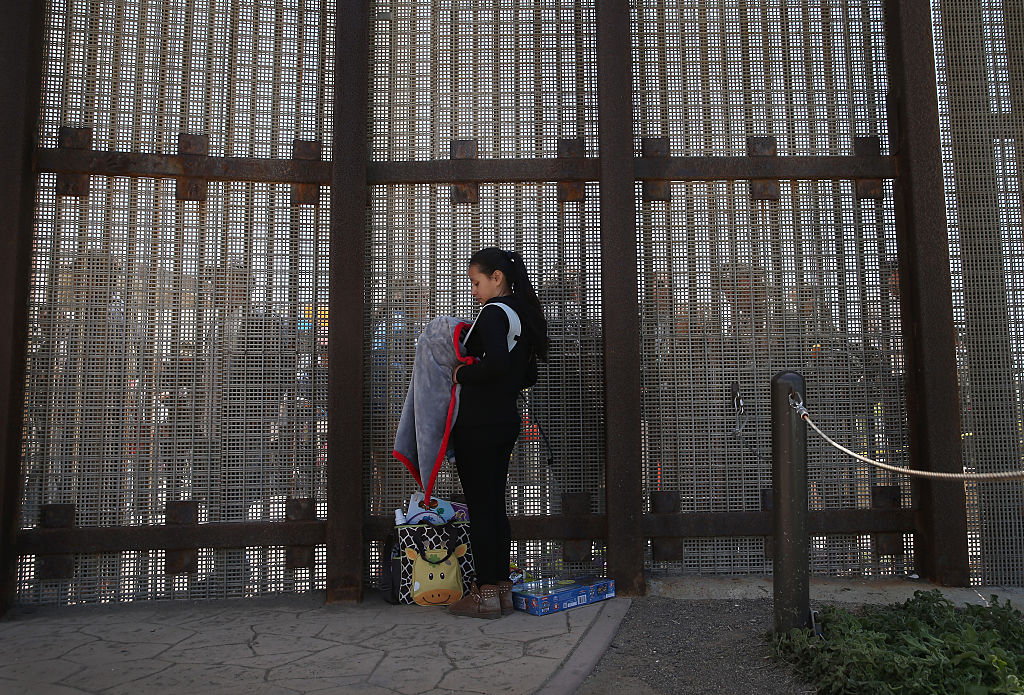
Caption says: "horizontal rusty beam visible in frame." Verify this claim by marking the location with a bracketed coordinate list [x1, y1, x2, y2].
[644, 511, 770, 538]
[16, 520, 326, 555]
[35, 148, 331, 185]
[15, 509, 915, 556]
[643, 508, 916, 537]
[17, 516, 607, 556]
[368, 158, 600, 184]
[36, 148, 897, 186]
[34, 148, 595, 185]
[369, 508, 914, 542]
[635, 155, 897, 182]
[363, 515, 608, 541]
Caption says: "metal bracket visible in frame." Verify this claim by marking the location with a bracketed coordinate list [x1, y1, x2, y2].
[871, 485, 905, 557]
[56, 127, 92, 197]
[747, 136, 780, 201]
[176, 133, 209, 201]
[561, 492, 593, 563]
[37, 504, 76, 580]
[557, 137, 585, 202]
[854, 136, 884, 200]
[291, 139, 321, 205]
[285, 498, 316, 570]
[650, 490, 685, 562]
[165, 501, 199, 575]
[730, 381, 750, 436]
[450, 139, 479, 204]
[642, 137, 671, 201]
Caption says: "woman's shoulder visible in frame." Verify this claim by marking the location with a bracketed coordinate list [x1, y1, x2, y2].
[480, 299, 512, 320]
[488, 298, 530, 330]
[465, 301, 510, 346]
[490, 298, 539, 347]
[487, 295, 528, 314]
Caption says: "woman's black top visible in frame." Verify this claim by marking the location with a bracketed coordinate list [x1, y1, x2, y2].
[454, 295, 536, 427]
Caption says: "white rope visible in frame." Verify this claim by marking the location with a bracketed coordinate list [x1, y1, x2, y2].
[800, 412, 1024, 482]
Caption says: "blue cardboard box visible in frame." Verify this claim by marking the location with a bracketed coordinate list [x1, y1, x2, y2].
[511, 576, 615, 615]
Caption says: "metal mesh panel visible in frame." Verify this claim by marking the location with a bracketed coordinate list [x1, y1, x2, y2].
[365, 182, 606, 582]
[933, 0, 1024, 586]
[634, 0, 910, 577]
[511, 540, 607, 581]
[22, 174, 330, 603]
[39, 0, 334, 155]
[16, 546, 326, 604]
[632, 0, 889, 156]
[21, 0, 334, 604]
[365, 0, 604, 585]
[369, 0, 598, 161]
[637, 179, 912, 577]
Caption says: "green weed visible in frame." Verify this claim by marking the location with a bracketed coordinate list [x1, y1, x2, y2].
[770, 590, 1024, 694]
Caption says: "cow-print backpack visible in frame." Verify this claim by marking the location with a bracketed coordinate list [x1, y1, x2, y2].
[381, 521, 474, 605]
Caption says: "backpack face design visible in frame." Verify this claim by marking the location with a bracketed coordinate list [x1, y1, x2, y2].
[386, 521, 474, 606]
[405, 543, 467, 606]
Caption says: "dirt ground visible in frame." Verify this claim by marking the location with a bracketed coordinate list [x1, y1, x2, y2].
[576, 596, 814, 695]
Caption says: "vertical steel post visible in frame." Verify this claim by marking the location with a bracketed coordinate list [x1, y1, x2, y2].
[0, 1, 46, 616]
[883, 0, 969, 586]
[596, 0, 645, 596]
[772, 371, 808, 633]
[328, 0, 369, 602]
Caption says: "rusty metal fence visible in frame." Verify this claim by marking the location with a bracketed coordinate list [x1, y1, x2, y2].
[18, 0, 335, 603]
[363, 1, 606, 584]
[633, 0, 910, 579]
[2, 0, 1014, 608]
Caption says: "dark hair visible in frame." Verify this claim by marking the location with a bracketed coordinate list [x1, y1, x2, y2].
[469, 247, 549, 360]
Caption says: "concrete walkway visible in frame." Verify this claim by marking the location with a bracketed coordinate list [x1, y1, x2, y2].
[2, 575, 1022, 695]
[0, 591, 630, 695]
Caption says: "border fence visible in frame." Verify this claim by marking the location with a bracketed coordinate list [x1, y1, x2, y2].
[0, 0, 1020, 610]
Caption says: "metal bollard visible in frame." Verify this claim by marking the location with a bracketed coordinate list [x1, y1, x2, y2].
[771, 371, 809, 633]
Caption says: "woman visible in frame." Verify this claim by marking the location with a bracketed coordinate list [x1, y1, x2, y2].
[448, 247, 549, 619]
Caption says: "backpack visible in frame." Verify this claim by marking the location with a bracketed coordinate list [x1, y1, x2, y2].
[463, 301, 522, 353]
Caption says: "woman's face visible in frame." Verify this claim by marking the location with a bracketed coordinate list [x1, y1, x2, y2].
[469, 264, 508, 304]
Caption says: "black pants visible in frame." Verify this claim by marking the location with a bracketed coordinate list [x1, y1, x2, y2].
[452, 420, 520, 586]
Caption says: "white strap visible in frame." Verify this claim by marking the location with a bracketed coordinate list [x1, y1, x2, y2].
[463, 302, 521, 352]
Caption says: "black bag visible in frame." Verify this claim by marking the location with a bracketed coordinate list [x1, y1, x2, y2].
[381, 521, 474, 605]
[381, 530, 403, 604]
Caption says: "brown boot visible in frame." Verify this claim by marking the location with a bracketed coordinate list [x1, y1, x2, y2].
[497, 581, 515, 616]
[448, 583, 501, 620]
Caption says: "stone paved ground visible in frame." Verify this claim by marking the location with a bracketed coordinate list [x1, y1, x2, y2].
[4, 577, 1020, 695]
[0, 591, 622, 695]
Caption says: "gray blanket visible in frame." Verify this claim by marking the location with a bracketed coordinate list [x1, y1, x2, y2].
[392, 315, 473, 503]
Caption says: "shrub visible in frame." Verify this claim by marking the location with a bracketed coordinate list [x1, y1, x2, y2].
[771, 590, 1024, 694]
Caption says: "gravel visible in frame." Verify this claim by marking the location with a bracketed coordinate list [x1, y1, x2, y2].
[576, 596, 814, 695]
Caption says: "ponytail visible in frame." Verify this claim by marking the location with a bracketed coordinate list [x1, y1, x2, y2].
[469, 247, 549, 360]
